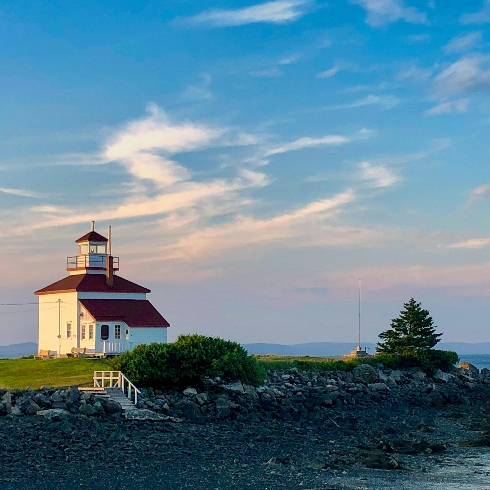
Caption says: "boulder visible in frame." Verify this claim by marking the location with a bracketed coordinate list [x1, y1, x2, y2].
[36, 409, 70, 421]
[481, 368, 490, 377]
[79, 404, 96, 416]
[24, 401, 41, 416]
[433, 369, 452, 383]
[223, 381, 245, 394]
[353, 364, 378, 384]
[368, 382, 390, 392]
[183, 388, 198, 397]
[195, 393, 210, 405]
[180, 401, 205, 424]
[103, 399, 122, 414]
[458, 362, 479, 376]
[1, 391, 12, 409]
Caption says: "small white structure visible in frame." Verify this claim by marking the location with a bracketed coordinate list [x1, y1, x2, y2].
[35, 222, 169, 356]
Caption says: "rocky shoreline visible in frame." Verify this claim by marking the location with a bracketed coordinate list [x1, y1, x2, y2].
[2, 362, 490, 488]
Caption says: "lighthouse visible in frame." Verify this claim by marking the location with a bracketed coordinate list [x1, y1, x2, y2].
[34, 222, 169, 357]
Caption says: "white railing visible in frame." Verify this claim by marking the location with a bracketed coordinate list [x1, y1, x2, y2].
[102, 341, 129, 354]
[93, 370, 141, 405]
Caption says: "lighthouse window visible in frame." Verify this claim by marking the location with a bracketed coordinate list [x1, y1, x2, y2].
[66, 323, 72, 338]
[79, 244, 88, 254]
[96, 244, 107, 254]
[115, 325, 121, 340]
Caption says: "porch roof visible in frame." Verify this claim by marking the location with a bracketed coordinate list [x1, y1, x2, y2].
[79, 299, 170, 328]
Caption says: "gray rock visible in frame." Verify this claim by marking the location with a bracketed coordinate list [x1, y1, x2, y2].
[124, 409, 170, 421]
[353, 364, 378, 384]
[181, 401, 205, 423]
[195, 393, 210, 405]
[183, 387, 198, 397]
[434, 369, 452, 383]
[458, 362, 479, 376]
[79, 404, 96, 416]
[103, 399, 122, 414]
[223, 381, 245, 394]
[482, 368, 490, 377]
[36, 409, 70, 421]
[24, 401, 41, 415]
[368, 382, 390, 392]
[1, 391, 12, 409]
[8, 406, 22, 416]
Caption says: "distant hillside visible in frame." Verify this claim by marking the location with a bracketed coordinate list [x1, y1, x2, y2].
[0, 342, 37, 359]
[244, 342, 490, 357]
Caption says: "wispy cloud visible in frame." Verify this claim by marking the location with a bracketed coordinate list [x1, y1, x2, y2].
[443, 31, 483, 54]
[350, 0, 427, 27]
[460, 2, 490, 25]
[359, 161, 399, 188]
[0, 187, 46, 198]
[469, 184, 490, 203]
[265, 134, 351, 156]
[449, 237, 490, 249]
[317, 66, 340, 79]
[333, 94, 400, 110]
[183, 0, 312, 27]
[397, 65, 433, 83]
[162, 190, 357, 260]
[435, 56, 490, 95]
[425, 98, 469, 115]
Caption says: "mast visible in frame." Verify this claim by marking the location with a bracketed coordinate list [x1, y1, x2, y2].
[358, 279, 361, 351]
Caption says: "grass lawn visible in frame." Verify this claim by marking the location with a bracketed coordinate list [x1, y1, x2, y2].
[0, 358, 113, 390]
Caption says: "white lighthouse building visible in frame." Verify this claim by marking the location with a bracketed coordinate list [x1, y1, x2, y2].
[35, 222, 169, 357]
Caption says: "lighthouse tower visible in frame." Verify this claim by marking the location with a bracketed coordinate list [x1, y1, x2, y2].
[35, 222, 169, 357]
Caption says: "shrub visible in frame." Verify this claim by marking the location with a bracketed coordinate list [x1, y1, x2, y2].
[113, 334, 266, 389]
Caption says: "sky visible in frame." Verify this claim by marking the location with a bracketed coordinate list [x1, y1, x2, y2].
[1, 0, 490, 346]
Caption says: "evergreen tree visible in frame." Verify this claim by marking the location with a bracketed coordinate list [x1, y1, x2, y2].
[377, 298, 442, 355]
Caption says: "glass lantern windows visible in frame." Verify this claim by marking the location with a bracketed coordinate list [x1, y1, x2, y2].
[78, 243, 107, 255]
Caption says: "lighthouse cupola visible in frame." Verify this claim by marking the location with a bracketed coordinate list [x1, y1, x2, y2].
[67, 221, 119, 275]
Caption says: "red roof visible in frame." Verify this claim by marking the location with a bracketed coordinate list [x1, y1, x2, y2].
[79, 299, 170, 328]
[76, 231, 108, 243]
[35, 274, 150, 295]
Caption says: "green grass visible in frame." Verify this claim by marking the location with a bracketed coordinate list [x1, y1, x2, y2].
[255, 354, 351, 372]
[0, 358, 113, 390]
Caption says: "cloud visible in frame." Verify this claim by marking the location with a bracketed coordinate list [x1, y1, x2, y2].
[469, 184, 490, 202]
[397, 65, 433, 83]
[425, 98, 469, 115]
[443, 31, 483, 54]
[350, 0, 427, 27]
[333, 94, 400, 110]
[265, 134, 351, 156]
[0, 187, 46, 198]
[460, 2, 490, 25]
[162, 190, 357, 260]
[317, 66, 340, 79]
[359, 161, 399, 188]
[184, 0, 312, 27]
[435, 56, 490, 95]
[104, 104, 222, 187]
[449, 238, 490, 249]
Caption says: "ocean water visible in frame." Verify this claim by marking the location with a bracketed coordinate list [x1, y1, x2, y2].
[457, 354, 490, 370]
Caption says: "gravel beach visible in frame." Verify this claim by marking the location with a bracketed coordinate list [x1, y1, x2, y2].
[3, 363, 490, 489]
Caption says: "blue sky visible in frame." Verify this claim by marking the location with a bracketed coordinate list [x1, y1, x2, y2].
[2, 0, 490, 346]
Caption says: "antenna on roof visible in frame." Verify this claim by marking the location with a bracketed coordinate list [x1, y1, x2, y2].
[90, 221, 95, 232]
